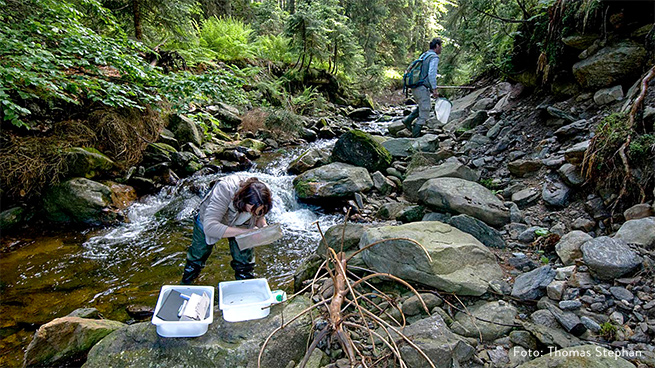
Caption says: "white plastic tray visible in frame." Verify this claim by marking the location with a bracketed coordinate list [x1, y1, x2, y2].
[151, 285, 214, 337]
[219, 278, 275, 322]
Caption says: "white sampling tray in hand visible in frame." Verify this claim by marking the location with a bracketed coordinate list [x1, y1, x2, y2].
[219, 278, 276, 322]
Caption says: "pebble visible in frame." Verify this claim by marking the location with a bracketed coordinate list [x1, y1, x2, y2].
[559, 300, 582, 310]
[610, 311, 624, 325]
[610, 286, 634, 302]
[580, 316, 601, 333]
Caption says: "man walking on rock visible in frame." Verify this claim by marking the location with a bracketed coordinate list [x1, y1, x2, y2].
[403, 38, 442, 137]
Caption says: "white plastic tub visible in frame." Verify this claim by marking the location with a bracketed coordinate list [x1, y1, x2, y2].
[219, 278, 276, 322]
[151, 285, 214, 337]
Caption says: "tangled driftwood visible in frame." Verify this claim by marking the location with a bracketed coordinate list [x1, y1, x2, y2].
[258, 212, 437, 368]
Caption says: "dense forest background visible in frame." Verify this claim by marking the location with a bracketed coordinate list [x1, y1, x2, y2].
[1, 0, 653, 208]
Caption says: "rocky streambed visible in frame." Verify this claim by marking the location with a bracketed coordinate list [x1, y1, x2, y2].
[8, 73, 655, 368]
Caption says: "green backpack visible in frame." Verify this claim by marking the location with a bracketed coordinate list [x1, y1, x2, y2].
[403, 53, 436, 97]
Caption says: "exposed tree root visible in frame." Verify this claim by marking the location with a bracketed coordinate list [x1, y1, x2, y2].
[258, 213, 438, 368]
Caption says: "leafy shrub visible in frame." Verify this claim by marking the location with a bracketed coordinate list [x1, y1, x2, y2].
[254, 34, 294, 64]
[264, 109, 304, 138]
[0, 0, 162, 128]
[197, 16, 255, 61]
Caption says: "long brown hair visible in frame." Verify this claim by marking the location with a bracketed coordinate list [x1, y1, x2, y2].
[233, 177, 272, 217]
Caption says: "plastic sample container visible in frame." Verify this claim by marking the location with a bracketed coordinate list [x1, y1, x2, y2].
[151, 285, 214, 337]
[434, 98, 452, 125]
[219, 278, 277, 322]
[235, 224, 283, 250]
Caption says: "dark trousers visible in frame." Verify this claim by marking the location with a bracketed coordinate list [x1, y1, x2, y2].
[181, 217, 255, 284]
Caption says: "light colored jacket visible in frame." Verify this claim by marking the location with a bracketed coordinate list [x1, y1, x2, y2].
[420, 50, 440, 91]
[197, 174, 254, 244]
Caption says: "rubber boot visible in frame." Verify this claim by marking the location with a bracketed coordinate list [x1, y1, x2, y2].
[181, 260, 203, 285]
[411, 123, 423, 138]
[231, 260, 255, 280]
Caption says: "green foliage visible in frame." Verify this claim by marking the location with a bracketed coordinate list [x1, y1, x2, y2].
[198, 16, 255, 61]
[0, 0, 161, 128]
[290, 86, 322, 115]
[264, 109, 304, 137]
[479, 178, 494, 189]
[254, 34, 294, 63]
[158, 67, 252, 111]
[599, 322, 617, 341]
[534, 228, 549, 237]
[629, 134, 655, 162]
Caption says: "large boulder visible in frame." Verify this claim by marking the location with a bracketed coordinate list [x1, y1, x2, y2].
[0, 206, 28, 232]
[418, 177, 510, 227]
[168, 114, 203, 146]
[581, 236, 643, 280]
[84, 296, 312, 368]
[572, 41, 647, 89]
[331, 130, 392, 172]
[23, 317, 125, 368]
[381, 135, 440, 158]
[65, 147, 116, 179]
[316, 223, 367, 256]
[403, 161, 479, 202]
[293, 162, 373, 200]
[450, 301, 517, 341]
[42, 178, 115, 224]
[360, 222, 504, 296]
[614, 217, 655, 249]
[516, 345, 636, 368]
[208, 102, 242, 131]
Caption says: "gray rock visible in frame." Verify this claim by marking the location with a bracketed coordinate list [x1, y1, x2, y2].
[581, 236, 643, 280]
[0, 206, 28, 231]
[396, 205, 426, 223]
[422, 212, 452, 223]
[515, 345, 635, 367]
[509, 330, 537, 350]
[558, 300, 582, 311]
[564, 140, 589, 164]
[371, 171, 396, 195]
[546, 106, 577, 122]
[401, 293, 443, 316]
[609, 286, 634, 302]
[168, 114, 203, 146]
[580, 316, 601, 333]
[558, 163, 584, 187]
[64, 147, 116, 179]
[511, 266, 556, 300]
[614, 217, 655, 249]
[471, 97, 495, 111]
[316, 223, 367, 256]
[555, 230, 592, 266]
[530, 309, 560, 329]
[42, 178, 115, 225]
[24, 317, 125, 368]
[331, 130, 392, 172]
[623, 204, 654, 221]
[381, 135, 440, 158]
[293, 162, 373, 200]
[594, 85, 624, 105]
[572, 218, 595, 232]
[395, 315, 475, 368]
[387, 120, 406, 135]
[508, 159, 543, 177]
[547, 281, 566, 301]
[418, 177, 510, 227]
[346, 107, 374, 120]
[520, 322, 581, 349]
[562, 33, 599, 49]
[360, 222, 504, 296]
[512, 188, 540, 208]
[66, 308, 101, 319]
[450, 300, 517, 341]
[573, 40, 648, 88]
[449, 214, 506, 248]
[402, 161, 479, 202]
[84, 296, 312, 368]
[542, 178, 571, 208]
[288, 148, 329, 174]
[554, 120, 588, 139]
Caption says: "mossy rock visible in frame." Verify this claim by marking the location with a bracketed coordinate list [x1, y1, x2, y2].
[65, 147, 116, 179]
[331, 129, 392, 172]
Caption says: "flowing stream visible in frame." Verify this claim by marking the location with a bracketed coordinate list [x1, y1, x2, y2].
[0, 133, 384, 366]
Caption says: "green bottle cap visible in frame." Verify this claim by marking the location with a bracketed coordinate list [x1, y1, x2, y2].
[276, 294, 283, 302]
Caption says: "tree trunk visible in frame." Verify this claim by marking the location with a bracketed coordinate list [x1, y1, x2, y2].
[133, 0, 143, 40]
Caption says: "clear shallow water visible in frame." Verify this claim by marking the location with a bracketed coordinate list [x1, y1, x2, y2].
[0, 139, 343, 366]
